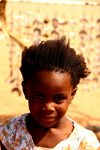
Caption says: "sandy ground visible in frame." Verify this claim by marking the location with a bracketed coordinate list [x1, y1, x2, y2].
[0, 1, 100, 142]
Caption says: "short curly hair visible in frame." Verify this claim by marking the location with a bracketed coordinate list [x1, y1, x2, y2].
[20, 37, 90, 88]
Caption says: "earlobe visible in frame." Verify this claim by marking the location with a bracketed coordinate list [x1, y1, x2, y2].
[21, 81, 28, 100]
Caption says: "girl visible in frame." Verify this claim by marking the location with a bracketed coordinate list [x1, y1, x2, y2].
[0, 37, 100, 150]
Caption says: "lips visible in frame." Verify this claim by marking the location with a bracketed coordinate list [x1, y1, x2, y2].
[39, 115, 56, 121]
[40, 115, 55, 118]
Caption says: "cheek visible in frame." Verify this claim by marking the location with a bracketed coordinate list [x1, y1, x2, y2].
[57, 102, 69, 116]
[28, 100, 42, 113]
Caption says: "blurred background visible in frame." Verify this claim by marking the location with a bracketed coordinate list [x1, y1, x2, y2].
[0, 0, 100, 141]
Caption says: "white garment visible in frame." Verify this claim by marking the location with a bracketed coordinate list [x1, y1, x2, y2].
[0, 113, 100, 150]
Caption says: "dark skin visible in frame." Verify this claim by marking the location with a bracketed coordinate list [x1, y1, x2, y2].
[26, 113, 74, 148]
[1, 71, 76, 149]
[0, 71, 100, 149]
[23, 71, 77, 148]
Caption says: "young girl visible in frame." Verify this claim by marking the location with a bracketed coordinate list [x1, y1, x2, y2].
[0, 37, 100, 150]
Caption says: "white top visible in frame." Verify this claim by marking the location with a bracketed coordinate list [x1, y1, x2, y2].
[0, 113, 100, 150]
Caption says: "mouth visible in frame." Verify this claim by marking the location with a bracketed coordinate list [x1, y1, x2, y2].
[39, 116, 56, 121]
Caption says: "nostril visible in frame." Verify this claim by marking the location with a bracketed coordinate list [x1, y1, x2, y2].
[42, 106, 46, 111]
[41, 103, 55, 112]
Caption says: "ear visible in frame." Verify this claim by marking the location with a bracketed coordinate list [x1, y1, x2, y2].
[69, 87, 78, 104]
[21, 81, 28, 100]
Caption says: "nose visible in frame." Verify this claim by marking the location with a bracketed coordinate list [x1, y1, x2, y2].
[42, 102, 55, 114]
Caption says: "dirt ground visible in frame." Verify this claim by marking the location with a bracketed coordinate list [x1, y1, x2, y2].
[0, 0, 100, 142]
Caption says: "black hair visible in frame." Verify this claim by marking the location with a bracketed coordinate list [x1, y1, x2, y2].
[20, 36, 90, 88]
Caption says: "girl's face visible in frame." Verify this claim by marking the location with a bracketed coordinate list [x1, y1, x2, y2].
[22, 70, 77, 128]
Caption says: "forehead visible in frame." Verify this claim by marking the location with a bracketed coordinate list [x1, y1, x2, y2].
[27, 70, 73, 92]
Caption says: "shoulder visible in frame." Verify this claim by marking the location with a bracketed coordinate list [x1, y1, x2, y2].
[0, 113, 29, 149]
[73, 121, 100, 149]
[0, 113, 28, 131]
[67, 117, 100, 149]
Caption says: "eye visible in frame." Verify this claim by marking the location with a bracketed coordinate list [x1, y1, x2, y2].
[31, 93, 44, 100]
[33, 94, 44, 99]
[55, 97, 66, 102]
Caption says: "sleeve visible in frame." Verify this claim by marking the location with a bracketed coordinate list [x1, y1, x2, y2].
[0, 119, 14, 150]
[78, 130, 100, 150]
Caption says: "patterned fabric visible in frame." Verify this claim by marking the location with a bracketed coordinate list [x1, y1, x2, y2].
[0, 113, 100, 150]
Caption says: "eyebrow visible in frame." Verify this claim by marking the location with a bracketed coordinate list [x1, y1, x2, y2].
[31, 92, 67, 97]
[53, 93, 66, 97]
[31, 91, 47, 96]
